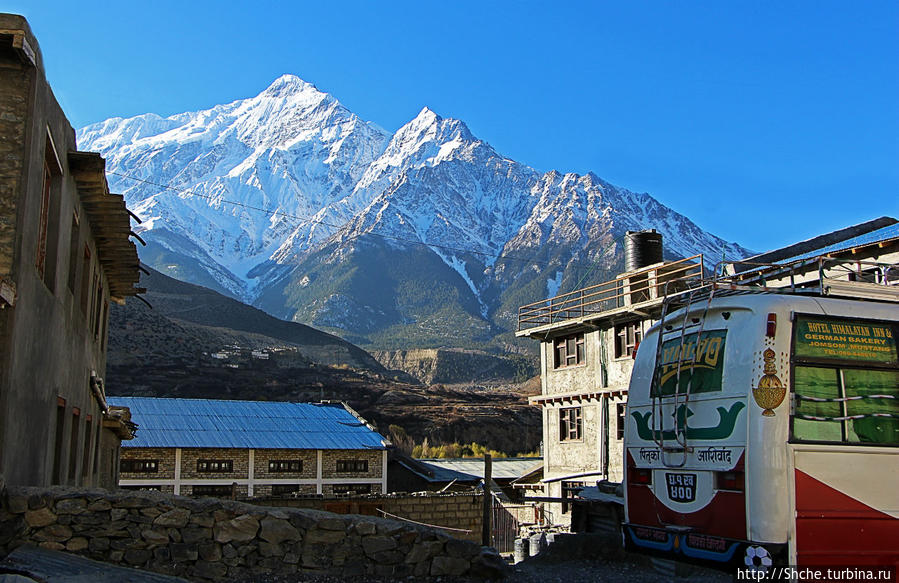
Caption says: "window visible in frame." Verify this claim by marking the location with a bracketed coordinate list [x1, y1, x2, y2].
[67, 213, 79, 294]
[616, 403, 626, 440]
[90, 275, 101, 337]
[36, 133, 63, 291]
[121, 459, 159, 473]
[271, 484, 301, 496]
[192, 485, 234, 497]
[553, 333, 585, 368]
[614, 321, 642, 359]
[197, 459, 233, 473]
[559, 407, 582, 441]
[52, 401, 65, 484]
[79, 246, 91, 315]
[333, 484, 372, 495]
[793, 367, 898, 445]
[268, 460, 302, 472]
[561, 480, 585, 514]
[68, 409, 80, 481]
[792, 316, 898, 446]
[82, 419, 92, 479]
[336, 459, 368, 473]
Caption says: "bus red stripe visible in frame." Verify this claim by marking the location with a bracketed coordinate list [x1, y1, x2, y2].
[795, 469, 899, 567]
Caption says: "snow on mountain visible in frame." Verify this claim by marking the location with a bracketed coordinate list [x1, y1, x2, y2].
[79, 75, 389, 297]
[78, 75, 753, 346]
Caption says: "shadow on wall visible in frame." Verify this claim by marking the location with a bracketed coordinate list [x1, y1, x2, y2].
[0, 485, 508, 580]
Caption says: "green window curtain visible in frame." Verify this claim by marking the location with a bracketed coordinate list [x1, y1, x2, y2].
[843, 369, 899, 445]
[793, 366, 842, 442]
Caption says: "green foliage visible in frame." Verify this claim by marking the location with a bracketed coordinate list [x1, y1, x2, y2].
[410, 439, 536, 460]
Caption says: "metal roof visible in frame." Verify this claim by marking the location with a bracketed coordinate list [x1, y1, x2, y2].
[405, 458, 543, 482]
[107, 397, 387, 450]
[781, 223, 899, 264]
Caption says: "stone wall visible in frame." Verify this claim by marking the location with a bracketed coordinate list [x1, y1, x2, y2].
[255, 492, 484, 544]
[0, 485, 506, 580]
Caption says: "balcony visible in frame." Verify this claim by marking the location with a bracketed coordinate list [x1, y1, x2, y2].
[516, 255, 705, 336]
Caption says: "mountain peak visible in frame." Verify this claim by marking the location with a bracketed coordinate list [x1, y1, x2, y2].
[411, 106, 441, 125]
[261, 74, 319, 98]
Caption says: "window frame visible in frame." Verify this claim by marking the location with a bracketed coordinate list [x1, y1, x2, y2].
[616, 402, 626, 440]
[36, 131, 63, 290]
[614, 321, 643, 359]
[559, 406, 583, 442]
[335, 459, 369, 473]
[121, 459, 159, 473]
[196, 459, 233, 473]
[192, 484, 234, 497]
[268, 459, 303, 473]
[333, 483, 372, 495]
[271, 484, 301, 496]
[553, 333, 585, 369]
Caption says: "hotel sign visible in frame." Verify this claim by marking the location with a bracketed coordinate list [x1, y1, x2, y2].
[795, 316, 897, 364]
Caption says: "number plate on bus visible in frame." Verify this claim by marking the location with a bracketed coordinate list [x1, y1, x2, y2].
[666, 473, 696, 503]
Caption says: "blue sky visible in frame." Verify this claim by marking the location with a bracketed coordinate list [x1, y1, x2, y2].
[10, 0, 898, 252]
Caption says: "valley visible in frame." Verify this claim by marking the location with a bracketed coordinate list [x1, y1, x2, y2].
[106, 266, 542, 454]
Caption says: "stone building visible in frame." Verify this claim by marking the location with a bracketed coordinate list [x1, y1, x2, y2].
[516, 231, 704, 527]
[107, 397, 390, 497]
[0, 14, 141, 488]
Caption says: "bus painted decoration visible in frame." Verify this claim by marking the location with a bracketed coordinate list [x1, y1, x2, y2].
[753, 348, 786, 416]
[631, 401, 745, 441]
[653, 330, 727, 396]
[794, 317, 897, 364]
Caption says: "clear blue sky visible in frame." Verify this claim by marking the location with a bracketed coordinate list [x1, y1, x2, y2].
[10, 0, 898, 253]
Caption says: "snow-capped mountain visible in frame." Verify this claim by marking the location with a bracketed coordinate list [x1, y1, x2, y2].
[79, 75, 753, 348]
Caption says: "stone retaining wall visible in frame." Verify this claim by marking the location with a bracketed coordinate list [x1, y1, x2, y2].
[254, 492, 484, 544]
[0, 486, 506, 580]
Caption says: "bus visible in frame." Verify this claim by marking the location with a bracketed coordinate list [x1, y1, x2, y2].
[622, 279, 898, 570]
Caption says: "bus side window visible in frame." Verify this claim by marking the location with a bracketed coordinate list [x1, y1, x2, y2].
[794, 367, 899, 446]
[844, 369, 899, 445]
[793, 367, 842, 442]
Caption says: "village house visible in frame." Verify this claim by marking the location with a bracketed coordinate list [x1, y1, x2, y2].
[724, 216, 899, 291]
[107, 397, 390, 498]
[515, 230, 702, 527]
[0, 14, 141, 489]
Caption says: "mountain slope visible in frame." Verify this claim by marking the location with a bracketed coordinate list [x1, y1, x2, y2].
[107, 265, 385, 371]
[81, 75, 753, 349]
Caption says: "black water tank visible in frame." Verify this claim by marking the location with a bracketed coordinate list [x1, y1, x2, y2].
[624, 230, 663, 272]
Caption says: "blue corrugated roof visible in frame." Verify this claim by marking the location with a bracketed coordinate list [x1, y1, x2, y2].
[780, 223, 899, 263]
[107, 397, 387, 450]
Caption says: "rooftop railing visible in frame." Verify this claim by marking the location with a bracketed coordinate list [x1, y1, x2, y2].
[517, 255, 705, 331]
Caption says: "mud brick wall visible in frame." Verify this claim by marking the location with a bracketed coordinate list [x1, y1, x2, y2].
[0, 485, 507, 580]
